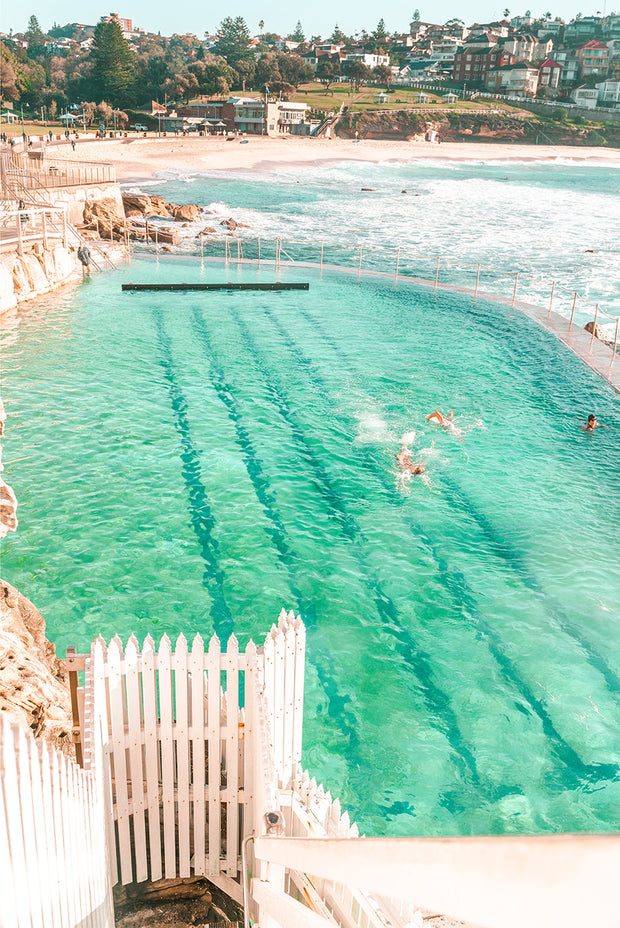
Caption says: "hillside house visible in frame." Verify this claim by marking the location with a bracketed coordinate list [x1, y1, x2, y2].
[575, 40, 609, 77]
[538, 57, 563, 91]
[485, 62, 539, 95]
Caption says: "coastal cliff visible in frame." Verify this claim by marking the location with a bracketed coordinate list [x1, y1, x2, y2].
[337, 110, 620, 146]
[0, 242, 81, 314]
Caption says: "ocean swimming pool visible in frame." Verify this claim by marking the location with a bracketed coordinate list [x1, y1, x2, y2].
[1, 257, 619, 837]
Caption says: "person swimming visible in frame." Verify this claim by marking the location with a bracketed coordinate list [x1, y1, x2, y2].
[426, 409, 463, 439]
[397, 443, 426, 475]
[583, 414, 609, 431]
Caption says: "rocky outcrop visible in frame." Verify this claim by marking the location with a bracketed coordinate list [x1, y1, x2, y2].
[172, 204, 200, 223]
[0, 580, 74, 756]
[585, 320, 615, 346]
[0, 244, 80, 313]
[114, 876, 242, 927]
[121, 194, 173, 218]
[83, 197, 127, 239]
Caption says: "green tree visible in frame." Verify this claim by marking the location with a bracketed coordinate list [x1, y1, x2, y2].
[330, 25, 349, 44]
[213, 16, 252, 66]
[342, 58, 372, 90]
[316, 58, 340, 90]
[235, 58, 255, 91]
[373, 19, 388, 42]
[373, 64, 393, 88]
[90, 18, 137, 105]
[412, 9, 421, 21]
[26, 15, 45, 50]
[277, 52, 313, 87]
[290, 20, 305, 43]
[259, 19, 265, 33]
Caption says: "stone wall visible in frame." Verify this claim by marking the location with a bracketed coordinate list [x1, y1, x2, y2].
[0, 243, 81, 314]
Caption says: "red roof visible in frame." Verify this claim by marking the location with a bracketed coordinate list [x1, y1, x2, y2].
[539, 57, 562, 69]
[580, 40, 607, 49]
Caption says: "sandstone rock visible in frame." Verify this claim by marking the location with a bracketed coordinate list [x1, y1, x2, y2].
[125, 209, 143, 218]
[84, 197, 126, 234]
[198, 226, 218, 235]
[220, 217, 238, 230]
[585, 320, 613, 345]
[0, 581, 74, 756]
[236, 221, 252, 229]
[121, 194, 152, 215]
[173, 204, 200, 222]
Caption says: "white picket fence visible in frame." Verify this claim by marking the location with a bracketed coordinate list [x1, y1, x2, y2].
[0, 712, 114, 928]
[81, 609, 306, 887]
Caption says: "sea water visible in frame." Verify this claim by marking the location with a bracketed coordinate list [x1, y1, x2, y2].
[129, 158, 620, 321]
[2, 160, 620, 837]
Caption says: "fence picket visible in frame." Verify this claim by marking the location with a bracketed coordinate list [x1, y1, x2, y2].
[125, 634, 148, 882]
[225, 634, 240, 875]
[15, 725, 44, 924]
[283, 621, 296, 785]
[2, 722, 30, 927]
[141, 634, 162, 881]
[190, 633, 206, 875]
[108, 635, 132, 883]
[273, 626, 286, 781]
[245, 640, 258, 838]
[207, 634, 221, 874]
[175, 634, 191, 877]
[293, 618, 306, 770]
[159, 634, 177, 878]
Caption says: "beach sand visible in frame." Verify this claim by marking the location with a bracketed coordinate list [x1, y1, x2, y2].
[51, 135, 620, 181]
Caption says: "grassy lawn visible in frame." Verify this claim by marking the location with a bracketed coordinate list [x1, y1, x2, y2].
[291, 82, 534, 115]
[1, 120, 102, 138]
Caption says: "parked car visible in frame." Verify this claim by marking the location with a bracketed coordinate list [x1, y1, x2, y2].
[133, 124, 148, 132]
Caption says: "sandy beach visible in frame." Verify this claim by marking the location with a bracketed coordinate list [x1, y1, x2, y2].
[51, 135, 620, 181]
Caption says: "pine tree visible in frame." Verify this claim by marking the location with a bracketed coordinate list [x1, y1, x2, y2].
[26, 15, 45, 50]
[213, 17, 252, 66]
[291, 20, 305, 43]
[90, 17, 137, 105]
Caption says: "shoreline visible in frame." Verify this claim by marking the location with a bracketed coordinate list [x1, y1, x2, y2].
[49, 136, 620, 182]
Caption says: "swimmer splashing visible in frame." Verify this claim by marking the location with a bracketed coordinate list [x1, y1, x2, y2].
[426, 409, 464, 440]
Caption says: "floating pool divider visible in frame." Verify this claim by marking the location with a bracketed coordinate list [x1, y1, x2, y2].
[121, 282, 310, 291]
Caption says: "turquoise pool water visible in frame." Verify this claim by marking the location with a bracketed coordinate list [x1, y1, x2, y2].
[2, 257, 619, 837]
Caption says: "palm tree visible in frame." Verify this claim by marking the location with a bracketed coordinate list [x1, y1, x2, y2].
[259, 19, 264, 34]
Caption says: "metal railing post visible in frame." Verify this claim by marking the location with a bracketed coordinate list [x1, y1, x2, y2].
[63, 210, 67, 248]
[110, 219, 113, 244]
[395, 247, 400, 283]
[200, 234, 204, 267]
[434, 256, 440, 289]
[511, 272, 519, 306]
[569, 292, 577, 331]
[358, 245, 362, 277]
[547, 281, 555, 318]
[237, 238, 241, 265]
[474, 264, 480, 298]
[257, 237, 261, 268]
[42, 209, 48, 250]
[156, 229, 159, 260]
[610, 318, 618, 370]
[320, 241, 324, 274]
[589, 305, 599, 352]
[17, 212, 23, 256]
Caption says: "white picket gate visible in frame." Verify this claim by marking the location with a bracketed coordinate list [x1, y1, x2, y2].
[80, 609, 306, 887]
[0, 712, 114, 928]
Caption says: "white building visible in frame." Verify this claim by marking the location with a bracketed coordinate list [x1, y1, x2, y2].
[343, 51, 390, 68]
[595, 77, 620, 108]
[570, 86, 601, 109]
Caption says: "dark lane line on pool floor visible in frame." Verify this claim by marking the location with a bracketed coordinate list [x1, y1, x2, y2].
[152, 307, 234, 643]
[296, 304, 620, 699]
[219, 302, 532, 799]
[263, 303, 619, 787]
[183, 305, 363, 771]
[187, 303, 476, 793]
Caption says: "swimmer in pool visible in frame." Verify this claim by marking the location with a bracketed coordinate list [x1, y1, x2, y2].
[583, 414, 609, 431]
[397, 444, 426, 475]
[426, 409, 463, 439]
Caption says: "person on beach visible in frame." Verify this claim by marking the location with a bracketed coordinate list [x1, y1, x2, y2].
[77, 244, 91, 276]
[426, 409, 463, 439]
[397, 444, 426, 476]
[583, 414, 608, 431]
